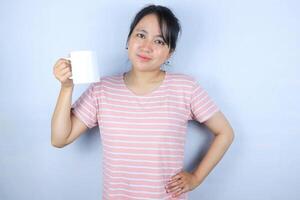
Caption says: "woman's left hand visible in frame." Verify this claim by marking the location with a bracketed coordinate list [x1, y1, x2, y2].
[165, 170, 201, 198]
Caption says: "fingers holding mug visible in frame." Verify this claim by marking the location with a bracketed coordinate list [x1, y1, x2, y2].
[53, 58, 74, 87]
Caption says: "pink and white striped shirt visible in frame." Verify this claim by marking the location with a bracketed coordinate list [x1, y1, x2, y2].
[71, 71, 220, 200]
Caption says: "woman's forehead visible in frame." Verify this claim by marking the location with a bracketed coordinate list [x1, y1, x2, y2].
[134, 14, 162, 34]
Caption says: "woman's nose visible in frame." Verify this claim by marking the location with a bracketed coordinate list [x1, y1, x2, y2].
[140, 40, 153, 52]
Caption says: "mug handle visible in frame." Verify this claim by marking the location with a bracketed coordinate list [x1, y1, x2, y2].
[63, 57, 73, 80]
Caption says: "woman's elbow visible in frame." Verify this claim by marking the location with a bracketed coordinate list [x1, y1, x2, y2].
[227, 128, 235, 143]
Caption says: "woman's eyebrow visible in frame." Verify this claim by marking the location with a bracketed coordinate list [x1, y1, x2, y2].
[136, 28, 163, 39]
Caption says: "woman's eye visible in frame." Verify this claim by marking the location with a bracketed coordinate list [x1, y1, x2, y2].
[155, 40, 165, 45]
[136, 33, 145, 38]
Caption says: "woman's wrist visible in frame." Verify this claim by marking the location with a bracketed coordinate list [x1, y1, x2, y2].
[60, 85, 74, 94]
[191, 170, 205, 186]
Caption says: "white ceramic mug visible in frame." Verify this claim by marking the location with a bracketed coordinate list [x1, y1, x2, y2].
[65, 50, 100, 84]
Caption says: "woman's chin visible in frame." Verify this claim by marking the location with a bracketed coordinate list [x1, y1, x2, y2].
[132, 64, 158, 72]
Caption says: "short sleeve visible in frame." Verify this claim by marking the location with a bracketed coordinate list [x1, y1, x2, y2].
[189, 79, 220, 123]
[71, 83, 98, 129]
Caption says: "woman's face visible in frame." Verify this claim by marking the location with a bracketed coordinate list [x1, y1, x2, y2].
[127, 14, 172, 72]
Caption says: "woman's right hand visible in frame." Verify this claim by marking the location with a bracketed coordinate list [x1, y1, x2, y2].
[53, 58, 74, 88]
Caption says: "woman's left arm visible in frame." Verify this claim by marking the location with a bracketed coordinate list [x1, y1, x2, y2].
[165, 111, 234, 198]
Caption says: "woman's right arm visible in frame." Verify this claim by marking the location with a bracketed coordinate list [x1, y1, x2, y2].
[51, 58, 88, 148]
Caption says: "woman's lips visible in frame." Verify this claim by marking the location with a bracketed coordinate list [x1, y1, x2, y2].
[137, 54, 152, 61]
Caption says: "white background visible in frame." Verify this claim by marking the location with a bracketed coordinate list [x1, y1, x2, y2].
[0, 0, 299, 199]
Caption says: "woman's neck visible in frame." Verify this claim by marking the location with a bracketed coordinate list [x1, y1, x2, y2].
[125, 69, 165, 86]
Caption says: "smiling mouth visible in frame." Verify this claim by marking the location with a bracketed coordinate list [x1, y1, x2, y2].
[137, 54, 152, 61]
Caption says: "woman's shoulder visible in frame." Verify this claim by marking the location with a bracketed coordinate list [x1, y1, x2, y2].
[87, 73, 122, 92]
[101, 73, 122, 82]
[167, 71, 197, 85]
